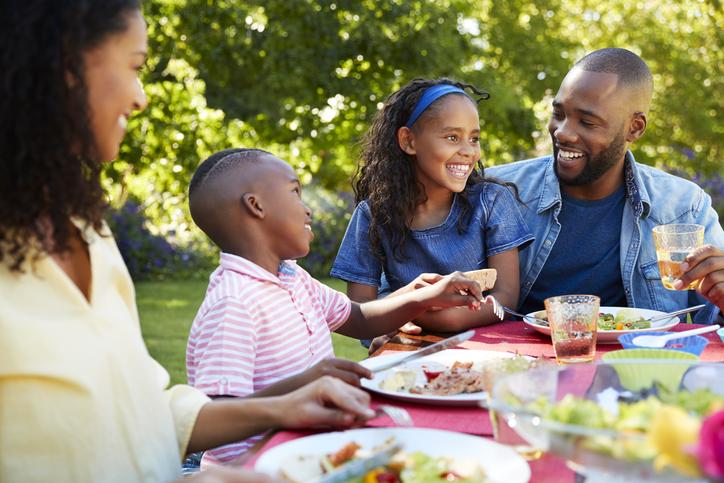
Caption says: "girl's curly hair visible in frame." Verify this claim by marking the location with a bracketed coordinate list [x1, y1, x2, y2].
[0, 0, 141, 271]
[354, 77, 521, 265]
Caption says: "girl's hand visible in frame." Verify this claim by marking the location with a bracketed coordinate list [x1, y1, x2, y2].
[298, 358, 372, 388]
[277, 376, 376, 429]
[417, 271, 483, 310]
[368, 322, 422, 355]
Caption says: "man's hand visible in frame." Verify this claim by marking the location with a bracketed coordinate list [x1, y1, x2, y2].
[297, 358, 372, 388]
[675, 244, 724, 311]
[277, 376, 376, 429]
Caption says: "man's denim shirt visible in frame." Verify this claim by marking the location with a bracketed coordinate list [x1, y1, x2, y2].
[486, 151, 724, 325]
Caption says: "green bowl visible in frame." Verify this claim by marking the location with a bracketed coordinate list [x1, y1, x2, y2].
[601, 349, 699, 392]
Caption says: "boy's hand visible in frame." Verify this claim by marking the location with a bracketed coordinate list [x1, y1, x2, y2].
[300, 358, 372, 388]
[278, 376, 375, 429]
[417, 271, 483, 310]
[675, 245, 724, 310]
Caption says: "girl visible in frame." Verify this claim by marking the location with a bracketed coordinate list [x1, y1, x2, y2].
[0, 1, 374, 482]
[331, 78, 533, 333]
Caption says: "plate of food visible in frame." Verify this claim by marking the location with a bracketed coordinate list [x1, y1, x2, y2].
[523, 306, 680, 344]
[254, 427, 530, 483]
[359, 349, 531, 406]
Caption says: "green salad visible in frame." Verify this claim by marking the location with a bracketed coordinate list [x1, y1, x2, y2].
[527, 387, 724, 462]
[596, 308, 652, 331]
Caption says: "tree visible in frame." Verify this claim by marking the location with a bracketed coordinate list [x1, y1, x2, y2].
[110, 0, 722, 246]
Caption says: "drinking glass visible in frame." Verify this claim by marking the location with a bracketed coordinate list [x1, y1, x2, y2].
[544, 295, 600, 364]
[482, 357, 544, 460]
[652, 224, 704, 290]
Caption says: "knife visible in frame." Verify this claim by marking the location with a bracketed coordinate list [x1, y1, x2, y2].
[369, 329, 475, 373]
[317, 443, 402, 483]
[645, 304, 707, 323]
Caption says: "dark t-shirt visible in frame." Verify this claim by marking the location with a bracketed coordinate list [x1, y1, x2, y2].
[520, 184, 627, 314]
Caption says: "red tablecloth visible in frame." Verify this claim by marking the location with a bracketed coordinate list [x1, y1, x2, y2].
[243, 321, 724, 482]
[461, 320, 724, 361]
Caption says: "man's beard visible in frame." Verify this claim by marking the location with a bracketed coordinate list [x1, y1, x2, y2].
[555, 131, 627, 186]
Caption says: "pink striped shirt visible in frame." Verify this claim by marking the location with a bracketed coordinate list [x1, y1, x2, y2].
[186, 253, 351, 466]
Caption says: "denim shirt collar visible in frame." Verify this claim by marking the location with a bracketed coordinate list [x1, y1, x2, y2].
[537, 150, 651, 218]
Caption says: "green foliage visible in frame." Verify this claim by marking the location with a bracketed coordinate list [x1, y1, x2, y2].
[105, 0, 721, 277]
[297, 184, 355, 277]
[107, 199, 216, 281]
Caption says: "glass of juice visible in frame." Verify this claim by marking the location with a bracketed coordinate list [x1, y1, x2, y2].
[652, 224, 704, 290]
[544, 295, 600, 364]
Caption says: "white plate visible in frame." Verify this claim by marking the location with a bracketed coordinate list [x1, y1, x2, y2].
[359, 349, 521, 406]
[524, 306, 680, 344]
[254, 427, 530, 483]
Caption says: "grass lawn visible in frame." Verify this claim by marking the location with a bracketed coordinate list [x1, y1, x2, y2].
[136, 277, 368, 385]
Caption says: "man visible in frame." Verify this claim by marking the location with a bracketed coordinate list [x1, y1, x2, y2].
[486, 48, 723, 324]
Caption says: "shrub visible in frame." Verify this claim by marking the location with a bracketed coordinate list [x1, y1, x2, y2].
[107, 200, 215, 281]
[298, 185, 355, 278]
[667, 169, 724, 218]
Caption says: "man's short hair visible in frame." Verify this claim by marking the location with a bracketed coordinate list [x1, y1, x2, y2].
[574, 48, 653, 91]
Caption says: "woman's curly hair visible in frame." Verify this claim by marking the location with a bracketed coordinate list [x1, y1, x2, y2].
[354, 77, 521, 265]
[0, 0, 141, 271]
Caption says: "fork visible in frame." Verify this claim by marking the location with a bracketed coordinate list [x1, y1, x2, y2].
[487, 296, 548, 325]
[375, 405, 413, 427]
[486, 295, 505, 321]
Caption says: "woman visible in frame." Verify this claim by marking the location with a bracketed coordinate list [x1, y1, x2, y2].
[0, 1, 374, 482]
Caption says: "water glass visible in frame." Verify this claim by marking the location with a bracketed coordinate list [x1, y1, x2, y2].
[544, 295, 600, 364]
[652, 224, 704, 290]
[482, 358, 544, 460]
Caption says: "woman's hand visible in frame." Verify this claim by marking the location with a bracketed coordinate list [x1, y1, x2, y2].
[181, 467, 281, 483]
[276, 376, 376, 430]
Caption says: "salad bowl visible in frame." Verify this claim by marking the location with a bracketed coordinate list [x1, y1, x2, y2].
[489, 360, 724, 482]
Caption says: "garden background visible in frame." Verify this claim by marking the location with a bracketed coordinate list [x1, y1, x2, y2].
[110, 0, 723, 384]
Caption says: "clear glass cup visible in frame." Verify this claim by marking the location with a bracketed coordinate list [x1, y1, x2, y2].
[481, 357, 545, 460]
[652, 224, 704, 290]
[544, 295, 600, 364]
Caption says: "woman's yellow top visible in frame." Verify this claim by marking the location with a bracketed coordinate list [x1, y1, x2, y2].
[0, 222, 209, 482]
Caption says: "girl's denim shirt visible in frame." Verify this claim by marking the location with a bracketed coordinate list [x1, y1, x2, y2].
[331, 182, 534, 292]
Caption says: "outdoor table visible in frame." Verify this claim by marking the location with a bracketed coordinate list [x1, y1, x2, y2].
[241, 320, 724, 482]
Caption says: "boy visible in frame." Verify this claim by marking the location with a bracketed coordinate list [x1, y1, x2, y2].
[186, 148, 486, 465]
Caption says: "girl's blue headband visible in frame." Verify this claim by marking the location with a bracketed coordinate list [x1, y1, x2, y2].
[405, 84, 471, 128]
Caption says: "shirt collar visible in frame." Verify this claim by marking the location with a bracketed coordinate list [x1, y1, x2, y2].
[536, 157, 561, 214]
[537, 150, 650, 218]
[219, 252, 298, 285]
[622, 150, 651, 218]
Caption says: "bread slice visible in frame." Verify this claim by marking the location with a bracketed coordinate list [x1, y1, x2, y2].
[462, 268, 497, 291]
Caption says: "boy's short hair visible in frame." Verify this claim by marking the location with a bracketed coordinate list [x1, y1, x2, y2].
[188, 147, 271, 197]
[188, 147, 272, 249]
